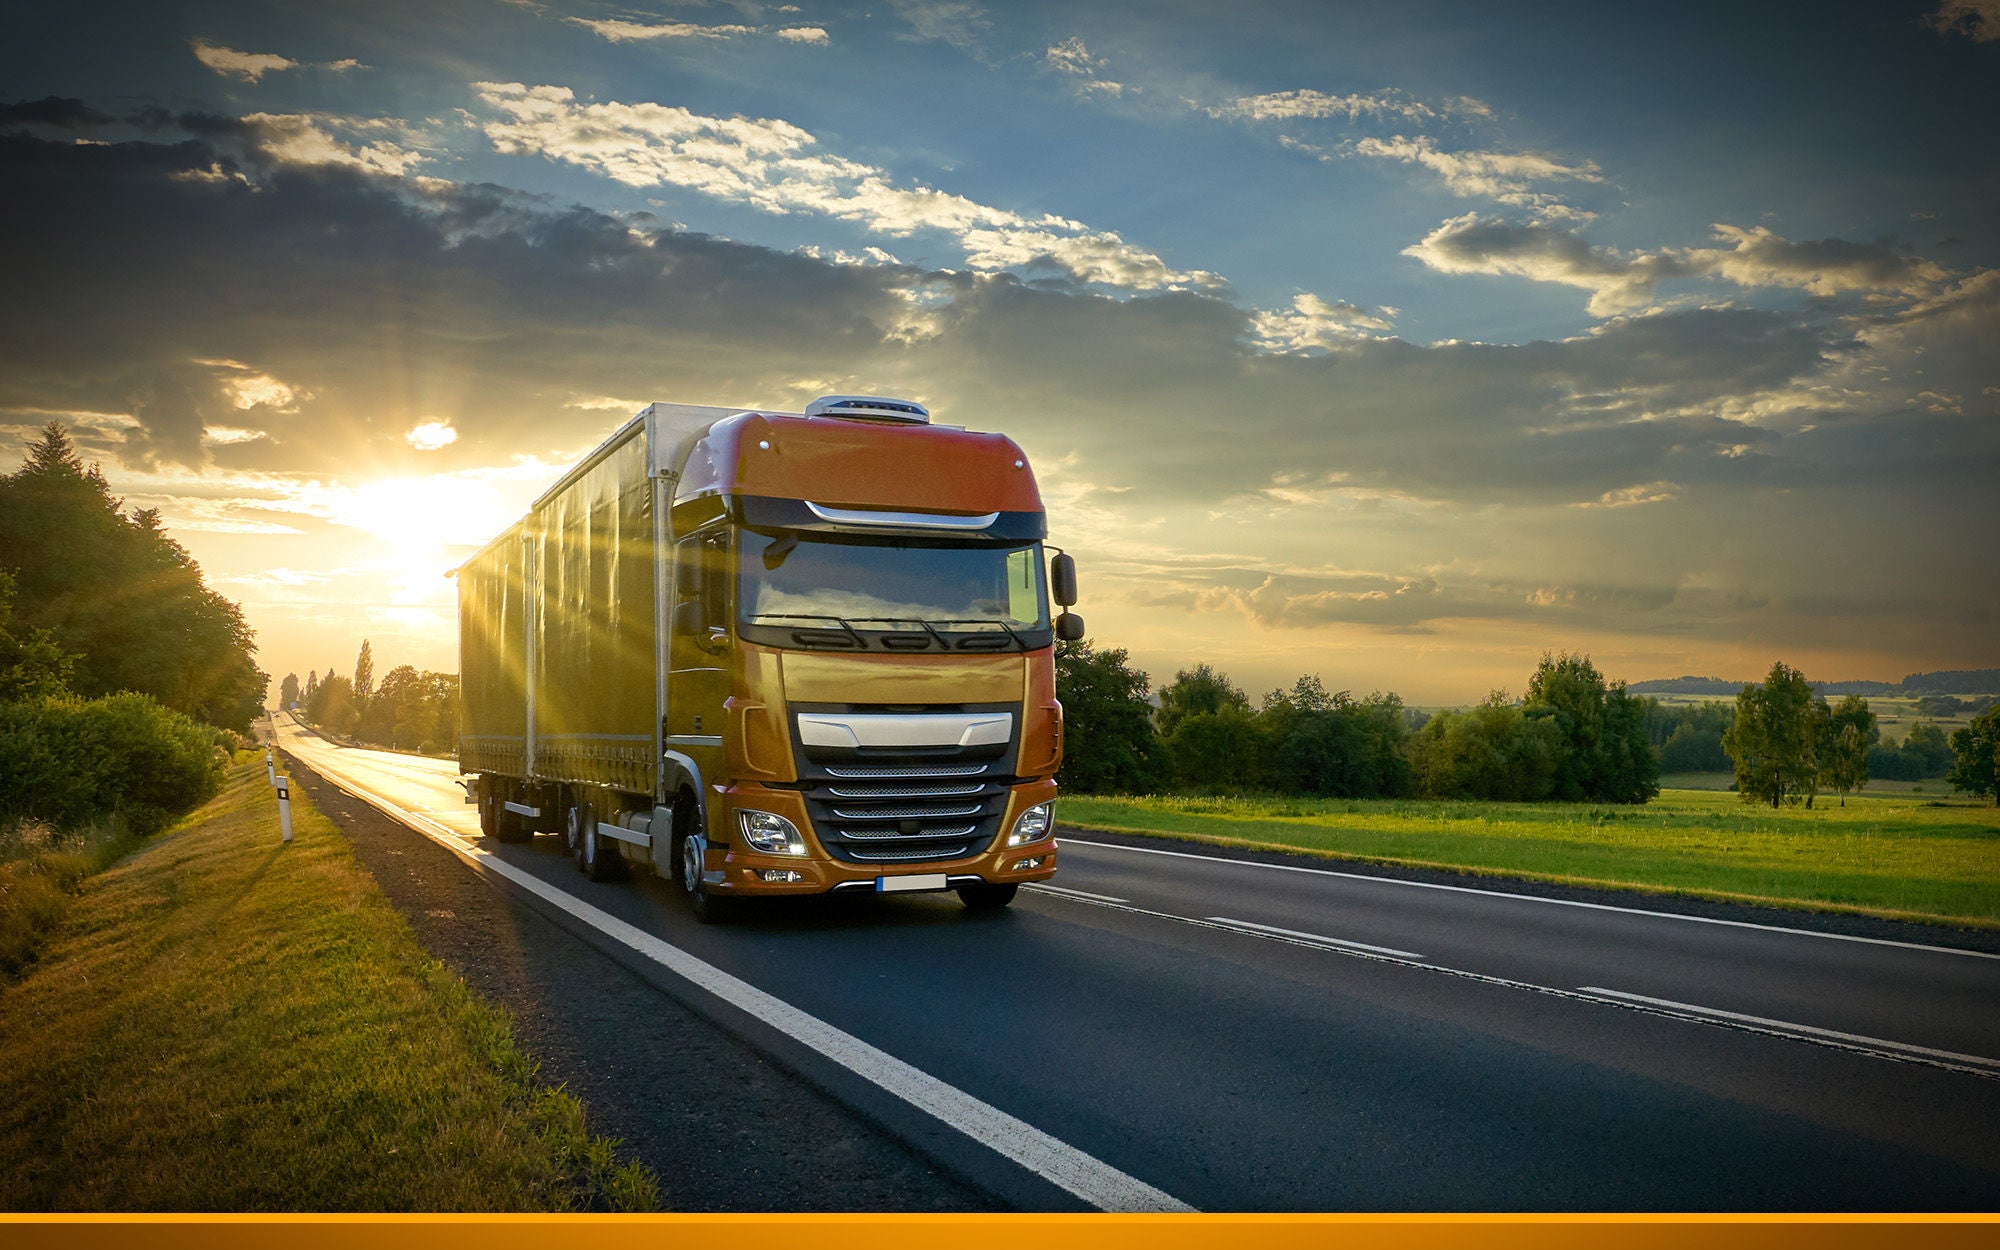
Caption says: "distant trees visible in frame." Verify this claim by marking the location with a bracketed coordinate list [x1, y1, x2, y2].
[1645, 701, 1735, 773]
[1870, 721, 1955, 781]
[1409, 693, 1561, 801]
[354, 639, 374, 705]
[0, 424, 266, 732]
[300, 651, 458, 755]
[1053, 639, 1162, 794]
[279, 673, 300, 708]
[1948, 706, 2000, 805]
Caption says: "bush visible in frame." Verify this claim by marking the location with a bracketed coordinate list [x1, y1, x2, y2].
[0, 691, 225, 835]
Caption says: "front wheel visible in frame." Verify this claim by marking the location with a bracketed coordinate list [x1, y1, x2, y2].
[956, 882, 1018, 911]
[675, 801, 732, 924]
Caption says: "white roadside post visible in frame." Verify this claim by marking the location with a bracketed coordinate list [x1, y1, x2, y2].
[266, 750, 276, 786]
[276, 774, 293, 844]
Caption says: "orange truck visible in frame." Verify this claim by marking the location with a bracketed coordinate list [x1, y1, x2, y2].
[456, 397, 1081, 921]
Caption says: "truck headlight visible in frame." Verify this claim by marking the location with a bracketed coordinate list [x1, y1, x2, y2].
[737, 809, 807, 856]
[1007, 801, 1054, 847]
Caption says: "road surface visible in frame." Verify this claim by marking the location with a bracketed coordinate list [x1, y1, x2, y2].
[271, 718, 2000, 1212]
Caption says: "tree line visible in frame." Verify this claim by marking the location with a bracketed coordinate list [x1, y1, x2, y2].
[287, 638, 458, 755]
[0, 426, 256, 835]
[1056, 645, 1661, 803]
[1056, 643, 2000, 807]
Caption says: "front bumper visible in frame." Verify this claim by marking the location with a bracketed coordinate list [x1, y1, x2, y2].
[704, 779, 1059, 895]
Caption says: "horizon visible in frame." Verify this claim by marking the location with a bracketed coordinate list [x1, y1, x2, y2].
[3, 1, 1996, 706]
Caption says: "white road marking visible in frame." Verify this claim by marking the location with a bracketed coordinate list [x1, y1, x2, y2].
[1204, 917, 1422, 959]
[1019, 882, 2000, 1082]
[1578, 988, 2000, 1072]
[276, 732, 1194, 1213]
[1025, 883, 1129, 905]
[1061, 836, 2000, 961]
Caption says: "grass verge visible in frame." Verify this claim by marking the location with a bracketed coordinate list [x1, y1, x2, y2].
[0, 816, 144, 979]
[0, 755, 659, 1210]
[1060, 788, 2000, 928]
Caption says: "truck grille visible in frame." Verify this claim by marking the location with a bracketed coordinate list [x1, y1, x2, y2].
[789, 703, 1018, 866]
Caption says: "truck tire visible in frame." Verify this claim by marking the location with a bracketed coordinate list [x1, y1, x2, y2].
[575, 802, 623, 881]
[477, 784, 499, 838]
[494, 789, 533, 844]
[674, 798, 732, 924]
[956, 882, 1018, 911]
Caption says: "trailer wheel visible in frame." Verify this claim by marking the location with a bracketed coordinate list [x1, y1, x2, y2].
[564, 801, 583, 856]
[674, 797, 731, 924]
[477, 782, 499, 838]
[494, 788, 533, 844]
[956, 882, 1018, 911]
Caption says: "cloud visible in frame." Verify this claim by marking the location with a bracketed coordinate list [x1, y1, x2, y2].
[1347, 134, 1601, 211]
[1046, 36, 1125, 95]
[2, 116, 1993, 683]
[1207, 88, 1489, 127]
[1925, 0, 2000, 40]
[1404, 215, 1952, 317]
[566, 18, 757, 42]
[1249, 293, 1397, 352]
[888, 0, 990, 52]
[0, 97, 114, 128]
[406, 421, 458, 451]
[472, 82, 1218, 290]
[190, 39, 299, 82]
[776, 27, 831, 45]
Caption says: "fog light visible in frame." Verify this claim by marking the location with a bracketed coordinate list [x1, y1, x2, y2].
[1007, 801, 1053, 847]
[1013, 856, 1045, 870]
[738, 809, 807, 855]
[759, 868, 804, 883]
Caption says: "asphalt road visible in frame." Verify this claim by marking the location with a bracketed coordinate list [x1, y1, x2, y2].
[271, 720, 2000, 1212]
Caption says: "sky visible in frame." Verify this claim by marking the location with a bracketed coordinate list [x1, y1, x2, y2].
[1, 0, 1995, 705]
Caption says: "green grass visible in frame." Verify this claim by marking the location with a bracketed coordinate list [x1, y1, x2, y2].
[0, 756, 659, 1211]
[0, 815, 145, 980]
[1060, 787, 2000, 928]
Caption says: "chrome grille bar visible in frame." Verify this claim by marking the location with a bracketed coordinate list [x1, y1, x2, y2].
[830, 802, 984, 820]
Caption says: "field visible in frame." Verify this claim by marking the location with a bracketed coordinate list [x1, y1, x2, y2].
[1060, 787, 2000, 928]
[0, 755, 656, 1210]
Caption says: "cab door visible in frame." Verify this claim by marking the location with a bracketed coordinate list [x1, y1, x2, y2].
[665, 524, 730, 781]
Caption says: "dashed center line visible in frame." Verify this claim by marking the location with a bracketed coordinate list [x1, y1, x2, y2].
[1205, 917, 1423, 959]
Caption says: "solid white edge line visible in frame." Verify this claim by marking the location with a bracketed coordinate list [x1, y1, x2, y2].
[275, 733, 1195, 1214]
[1204, 916, 1423, 959]
[1577, 988, 2000, 1071]
[1060, 836, 2000, 961]
[1025, 883, 1130, 904]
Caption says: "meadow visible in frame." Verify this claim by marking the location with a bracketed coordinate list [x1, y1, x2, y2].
[1060, 785, 2000, 928]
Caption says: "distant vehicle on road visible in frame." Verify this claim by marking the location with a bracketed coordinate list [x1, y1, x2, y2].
[456, 397, 1081, 921]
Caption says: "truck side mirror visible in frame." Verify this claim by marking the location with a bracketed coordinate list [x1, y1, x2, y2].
[1050, 552, 1078, 608]
[1055, 612, 1085, 642]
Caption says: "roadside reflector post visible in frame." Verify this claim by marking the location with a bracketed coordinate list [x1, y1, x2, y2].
[266, 751, 276, 786]
[276, 775, 293, 844]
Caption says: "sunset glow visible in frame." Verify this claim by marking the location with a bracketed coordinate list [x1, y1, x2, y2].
[3, 2, 1994, 701]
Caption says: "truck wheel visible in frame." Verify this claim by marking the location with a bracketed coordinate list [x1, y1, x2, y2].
[494, 790, 533, 844]
[564, 802, 583, 857]
[956, 882, 1018, 911]
[477, 783, 498, 838]
[576, 804, 623, 881]
[675, 801, 731, 924]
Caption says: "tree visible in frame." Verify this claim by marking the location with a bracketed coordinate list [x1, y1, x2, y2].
[0, 423, 267, 730]
[1948, 706, 2000, 806]
[354, 639, 375, 708]
[1819, 695, 1877, 806]
[1901, 721, 1954, 775]
[1155, 663, 1251, 738]
[1054, 638, 1161, 793]
[1723, 662, 1820, 808]
[1523, 653, 1659, 803]
[279, 672, 300, 708]
[0, 570, 75, 703]
[1408, 692, 1561, 801]
[304, 670, 319, 703]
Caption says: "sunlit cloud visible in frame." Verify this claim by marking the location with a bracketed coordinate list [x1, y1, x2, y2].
[406, 421, 459, 451]
[776, 27, 831, 45]
[1347, 135, 1602, 210]
[472, 82, 1219, 290]
[1208, 87, 1491, 126]
[1249, 293, 1398, 353]
[566, 18, 757, 42]
[1926, 0, 2000, 41]
[1046, 37, 1126, 95]
[189, 39, 297, 82]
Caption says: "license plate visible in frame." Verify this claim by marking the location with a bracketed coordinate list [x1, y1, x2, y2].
[876, 873, 950, 893]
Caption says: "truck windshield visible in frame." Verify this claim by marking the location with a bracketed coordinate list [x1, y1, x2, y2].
[737, 532, 1048, 641]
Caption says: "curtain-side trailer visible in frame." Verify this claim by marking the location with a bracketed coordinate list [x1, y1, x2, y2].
[456, 397, 1082, 922]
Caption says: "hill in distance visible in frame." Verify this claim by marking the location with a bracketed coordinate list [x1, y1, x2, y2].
[1628, 668, 2000, 697]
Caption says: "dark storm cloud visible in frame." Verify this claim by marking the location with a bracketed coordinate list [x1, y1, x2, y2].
[0, 96, 113, 128]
